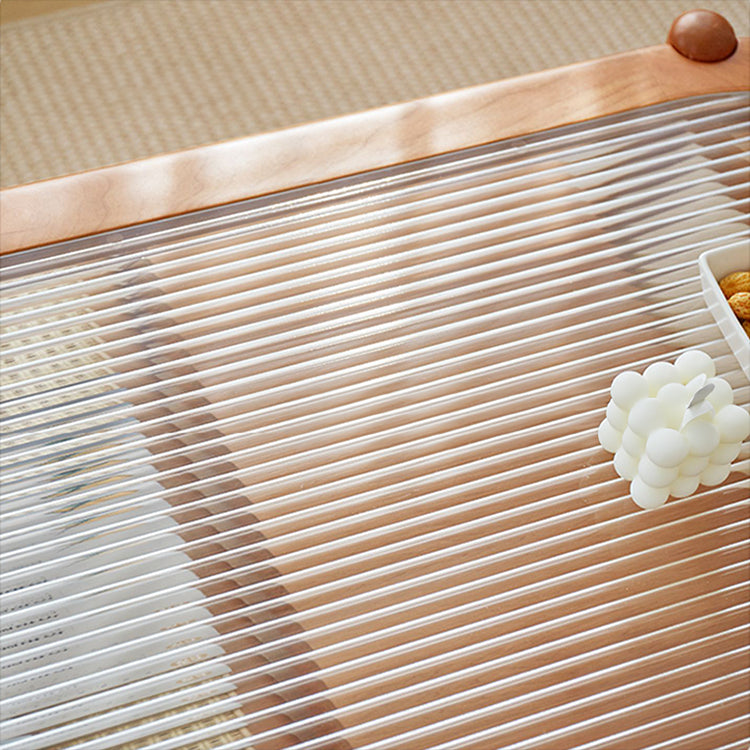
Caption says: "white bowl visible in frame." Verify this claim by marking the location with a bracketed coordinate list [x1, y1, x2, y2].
[699, 245, 750, 380]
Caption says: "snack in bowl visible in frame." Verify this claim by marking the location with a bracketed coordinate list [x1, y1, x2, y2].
[698, 246, 750, 380]
[719, 271, 750, 299]
[727, 289, 750, 323]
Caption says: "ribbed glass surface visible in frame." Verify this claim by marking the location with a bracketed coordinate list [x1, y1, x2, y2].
[1, 92, 749, 750]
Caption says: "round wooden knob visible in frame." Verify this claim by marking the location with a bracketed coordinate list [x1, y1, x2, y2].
[668, 9, 737, 62]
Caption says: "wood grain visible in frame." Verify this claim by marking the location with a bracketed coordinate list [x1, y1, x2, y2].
[1, 41, 747, 254]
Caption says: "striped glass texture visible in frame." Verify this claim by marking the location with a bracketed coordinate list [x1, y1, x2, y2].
[1, 92, 749, 750]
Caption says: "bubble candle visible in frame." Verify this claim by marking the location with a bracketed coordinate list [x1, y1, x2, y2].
[598, 350, 750, 509]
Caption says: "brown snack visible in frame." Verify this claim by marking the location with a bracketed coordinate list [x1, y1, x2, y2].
[743, 320, 750, 338]
[728, 292, 750, 320]
[719, 271, 750, 299]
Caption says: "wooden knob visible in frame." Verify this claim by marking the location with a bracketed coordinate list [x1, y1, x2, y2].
[668, 9, 737, 62]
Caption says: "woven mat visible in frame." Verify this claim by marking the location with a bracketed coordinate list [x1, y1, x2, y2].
[1, 0, 748, 188]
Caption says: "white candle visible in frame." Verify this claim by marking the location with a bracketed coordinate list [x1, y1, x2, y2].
[598, 350, 750, 509]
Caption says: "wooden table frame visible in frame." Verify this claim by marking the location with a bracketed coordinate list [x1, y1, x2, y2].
[2, 29, 749, 750]
[1, 40, 748, 255]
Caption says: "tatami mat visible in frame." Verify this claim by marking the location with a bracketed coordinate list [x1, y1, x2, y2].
[1, 0, 748, 187]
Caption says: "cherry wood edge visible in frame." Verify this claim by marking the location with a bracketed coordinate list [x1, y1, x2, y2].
[1, 41, 748, 254]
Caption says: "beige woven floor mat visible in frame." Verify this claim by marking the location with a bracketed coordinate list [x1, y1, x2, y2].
[1, 0, 749, 187]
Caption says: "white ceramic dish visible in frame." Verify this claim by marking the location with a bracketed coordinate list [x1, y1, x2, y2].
[699, 244, 750, 380]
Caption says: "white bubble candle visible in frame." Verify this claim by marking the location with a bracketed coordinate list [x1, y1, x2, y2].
[598, 350, 750, 509]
